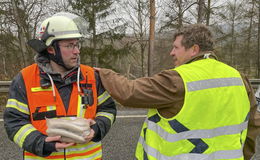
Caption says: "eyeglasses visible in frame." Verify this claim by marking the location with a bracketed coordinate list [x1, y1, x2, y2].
[59, 43, 81, 50]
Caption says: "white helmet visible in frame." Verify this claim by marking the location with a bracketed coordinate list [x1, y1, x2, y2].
[37, 12, 88, 46]
[28, 12, 88, 53]
[27, 12, 88, 69]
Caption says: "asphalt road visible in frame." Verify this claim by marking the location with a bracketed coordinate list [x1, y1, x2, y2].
[1, 110, 260, 160]
[0, 110, 146, 160]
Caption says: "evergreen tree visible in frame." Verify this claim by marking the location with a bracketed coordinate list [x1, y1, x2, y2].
[69, 0, 131, 69]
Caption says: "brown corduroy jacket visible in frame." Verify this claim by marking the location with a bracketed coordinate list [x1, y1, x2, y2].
[98, 53, 260, 160]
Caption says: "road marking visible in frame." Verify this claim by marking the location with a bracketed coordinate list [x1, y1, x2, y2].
[0, 115, 147, 122]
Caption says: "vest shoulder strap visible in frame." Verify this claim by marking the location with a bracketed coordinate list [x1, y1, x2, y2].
[21, 63, 39, 81]
[79, 64, 95, 83]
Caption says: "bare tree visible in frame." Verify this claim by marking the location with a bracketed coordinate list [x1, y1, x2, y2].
[189, 0, 215, 25]
[11, 0, 31, 67]
[197, 0, 205, 23]
[257, 1, 260, 78]
[229, 0, 238, 67]
[205, 0, 211, 25]
[148, 0, 155, 76]
[0, 0, 48, 78]
[245, 0, 256, 69]
[118, 0, 150, 76]
[160, 0, 197, 31]
[49, 0, 72, 13]
[203, 0, 223, 26]
[217, 0, 245, 67]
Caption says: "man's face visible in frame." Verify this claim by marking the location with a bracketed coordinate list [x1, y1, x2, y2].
[170, 35, 194, 67]
[58, 39, 80, 69]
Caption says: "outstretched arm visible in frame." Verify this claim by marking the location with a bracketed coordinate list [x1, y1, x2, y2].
[97, 68, 185, 109]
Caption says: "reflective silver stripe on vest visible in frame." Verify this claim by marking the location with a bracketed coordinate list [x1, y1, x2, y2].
[50, 30, 80, 36]
[187, 77, 243, 92]
[6, 99, 29, 115]
[24, 152, 101, 160]
[66, 142, 100, 152]
[139, 136, 243, 160]
[145, 119, 248, 142]
[80, 152, 102, 160]
[98, 91, 111, 105]
[96, 112, 114, 125]
[14, 124, 36, 148]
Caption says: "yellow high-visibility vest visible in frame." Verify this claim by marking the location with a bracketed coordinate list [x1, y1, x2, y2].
[135, 58, 250, 160]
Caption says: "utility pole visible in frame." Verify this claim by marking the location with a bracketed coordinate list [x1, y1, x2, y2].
[148, 0, 155, 76]
[258, 0, 260, 77]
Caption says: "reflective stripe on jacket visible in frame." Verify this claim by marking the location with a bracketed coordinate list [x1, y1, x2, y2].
[21, 63, 101, 160]
[135, 58, 250, 160]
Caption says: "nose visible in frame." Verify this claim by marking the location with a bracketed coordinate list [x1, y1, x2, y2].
[170, 48, 175, 56]
[73, 47, 80, 54]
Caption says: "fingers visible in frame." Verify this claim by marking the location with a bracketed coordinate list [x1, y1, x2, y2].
[93, 67, 101, 71]
[45, 136, 61, 142]
[88, 119, 96, 126]
[55, 142, 75, 149]
[46, 136, 75, 150]
[84, 129, 95, 143]
[84, 119, 95, 143]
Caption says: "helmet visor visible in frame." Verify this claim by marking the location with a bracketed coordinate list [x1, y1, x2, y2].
[53, 12, 89, 38]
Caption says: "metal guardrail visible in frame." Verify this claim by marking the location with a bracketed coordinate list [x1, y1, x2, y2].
[0, 79, 260, 93]
[0, 81, 11, 93]
[249, 79, 260, 90]
[249, 79, 260, 85]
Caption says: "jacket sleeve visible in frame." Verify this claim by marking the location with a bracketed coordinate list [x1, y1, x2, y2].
[98, 68, 184, 109]
[241, 73, 260, 160]
[90, 71, 117, 142]
[3, 72, 56, 157]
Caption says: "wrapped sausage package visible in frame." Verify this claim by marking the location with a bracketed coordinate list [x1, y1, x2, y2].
[46, 117, 91, 144]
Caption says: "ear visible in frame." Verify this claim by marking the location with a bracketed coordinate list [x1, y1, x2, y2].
[47, 46, 55, 55]
[191, 44, 200, 56]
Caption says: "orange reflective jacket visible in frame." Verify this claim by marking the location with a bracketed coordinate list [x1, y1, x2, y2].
[21, 64, 102, 160]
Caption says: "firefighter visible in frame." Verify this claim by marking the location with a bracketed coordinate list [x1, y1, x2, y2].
[96, 24, 260, 160]
[4, 12, 116, 160]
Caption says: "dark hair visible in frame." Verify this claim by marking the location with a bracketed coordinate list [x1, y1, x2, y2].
[173, 24, 214, 51]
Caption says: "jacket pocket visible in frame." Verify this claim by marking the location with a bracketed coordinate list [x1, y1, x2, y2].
[32, 106, 57, 121]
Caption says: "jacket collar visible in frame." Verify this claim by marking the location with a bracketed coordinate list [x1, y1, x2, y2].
[34, 54, 82, 87]
[34, 54, 79, 75]
[182, 51, 218, 65]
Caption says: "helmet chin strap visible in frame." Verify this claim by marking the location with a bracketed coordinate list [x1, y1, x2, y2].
[49, 41, 73, 70]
